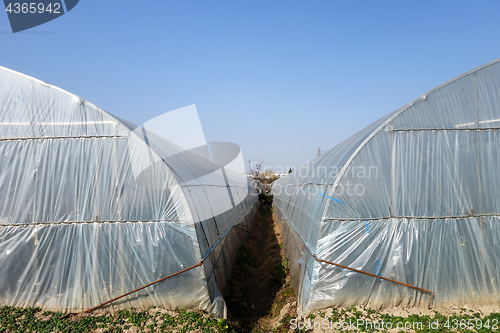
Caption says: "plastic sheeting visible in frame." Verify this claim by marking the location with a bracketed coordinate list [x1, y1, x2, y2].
[273, 58, 500, 313]
[0, 66, 258, 314]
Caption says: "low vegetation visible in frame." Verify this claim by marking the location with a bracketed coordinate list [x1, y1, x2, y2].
[0, 307, 233, 333]
[259, 170, 280, 185]
[299, 306, 500, 332]
[4, 304, 500, 332]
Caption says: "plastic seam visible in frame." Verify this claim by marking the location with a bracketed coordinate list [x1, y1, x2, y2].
[322, 57, 500, 224]
[0, 219, 192, 228]
[323, 213, 500, 222]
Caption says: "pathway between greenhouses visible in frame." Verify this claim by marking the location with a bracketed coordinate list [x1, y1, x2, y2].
[226, 194, 298, 332]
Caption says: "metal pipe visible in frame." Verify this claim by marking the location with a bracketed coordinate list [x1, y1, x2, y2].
[313, 255, 434, 309]
[82, 261, 203, 314]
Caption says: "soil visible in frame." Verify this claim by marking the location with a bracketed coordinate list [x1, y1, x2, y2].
[226, 199, 298, 332]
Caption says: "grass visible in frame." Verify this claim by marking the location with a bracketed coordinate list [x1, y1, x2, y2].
[235, 245, 256, 267]
[269, 259, 289, 286]
[258, 193, 273, 210]
[296, 306, 500, 332]
[4, 305, 500, 333]
[0, 306, 234, 333]
[5, 305, 500, 333]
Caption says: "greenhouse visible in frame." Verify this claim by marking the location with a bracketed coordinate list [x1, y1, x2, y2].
[273, 58, 500, 314]
[0, 66, 258, 316]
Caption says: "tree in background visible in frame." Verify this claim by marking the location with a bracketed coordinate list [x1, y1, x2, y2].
[248, 158, 264, 178]
[260, 169, 280, 184]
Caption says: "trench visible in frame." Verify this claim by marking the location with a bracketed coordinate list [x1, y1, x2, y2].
[226, 193, 297, 332]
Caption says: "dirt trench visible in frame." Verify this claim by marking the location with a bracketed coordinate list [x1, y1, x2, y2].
[226, 195, 297, 332]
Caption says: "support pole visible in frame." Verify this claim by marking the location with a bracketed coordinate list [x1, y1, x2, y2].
[313, 255, 433, 309]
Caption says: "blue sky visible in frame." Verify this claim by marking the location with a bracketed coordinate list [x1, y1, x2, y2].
[1, 1, 499, 171]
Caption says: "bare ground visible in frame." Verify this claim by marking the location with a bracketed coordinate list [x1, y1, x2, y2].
[226, 199, 298, 332]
